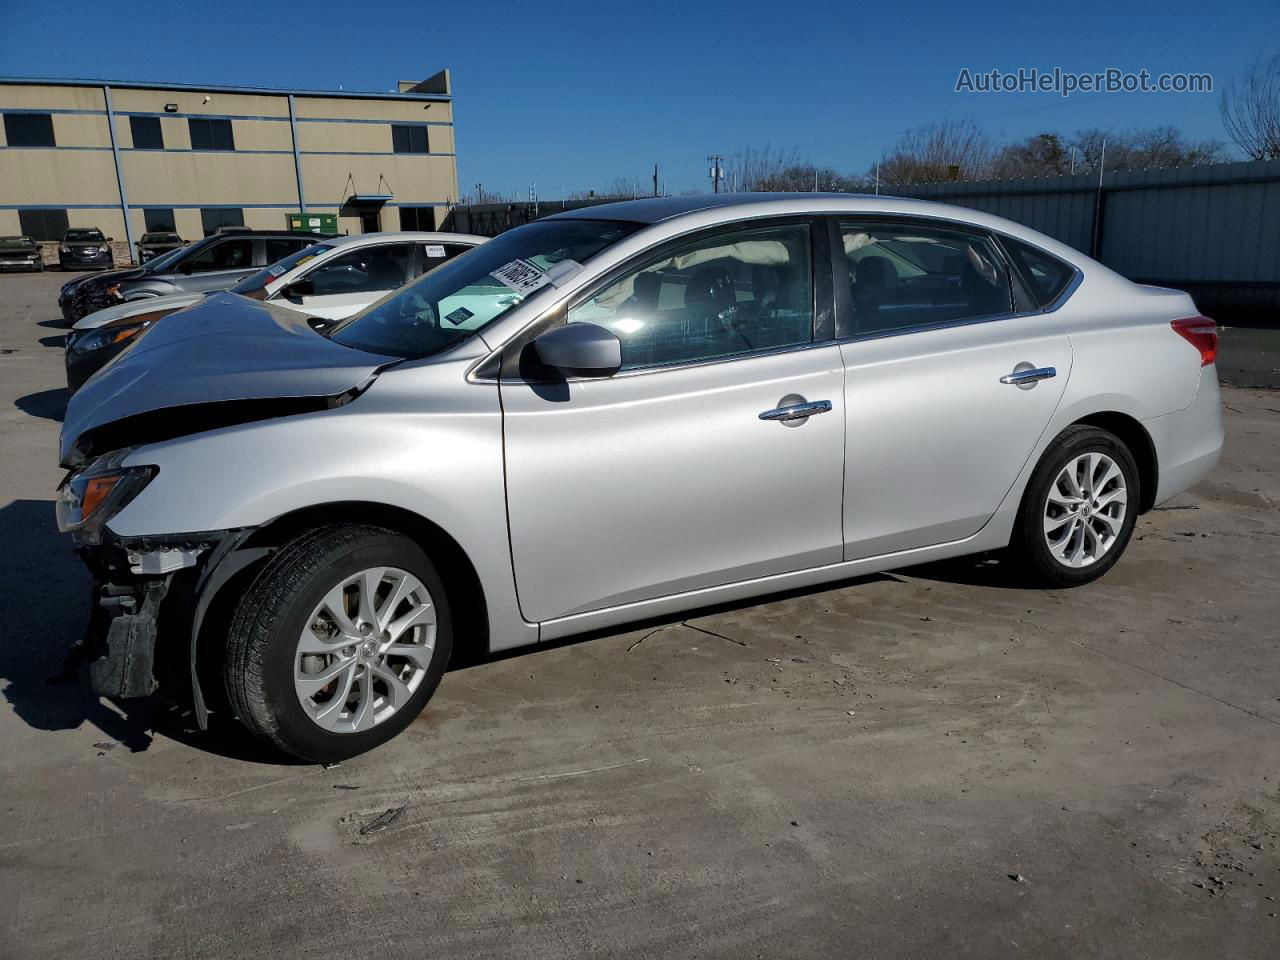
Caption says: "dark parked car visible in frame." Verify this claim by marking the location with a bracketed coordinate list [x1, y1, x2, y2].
[58, 228, 114, 271]
[137, 232, 185, 264]
[58, 229, 321, 321]
[0, 235, 43, 272]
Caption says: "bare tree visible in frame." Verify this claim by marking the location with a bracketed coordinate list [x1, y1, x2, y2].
[990, 133, 1071, 178]
[1221, 51, 1280, 159]
[1069, 126, 1226, 174]
[875, 120, 994, 185]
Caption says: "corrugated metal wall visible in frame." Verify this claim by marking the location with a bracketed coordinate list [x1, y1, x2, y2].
[896, 159, 1280, 315]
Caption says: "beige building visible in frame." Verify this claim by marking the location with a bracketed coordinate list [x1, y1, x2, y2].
[0, 71, 459, 260]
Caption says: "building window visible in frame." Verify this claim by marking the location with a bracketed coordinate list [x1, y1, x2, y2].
[4, 113, 56, 147]
[143, 208, 176, 232]
[130, 116, 165, 150]
[188, 118, 235, 151]
[398, 206, 436, 230]
[391, 124, 429, 154]
[200, 208, 245, 236]
[18, 209, 69, 241]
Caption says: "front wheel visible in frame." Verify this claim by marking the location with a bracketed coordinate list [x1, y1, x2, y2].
[223, 524, 452, 762]
[1009, 425, 1140, 587]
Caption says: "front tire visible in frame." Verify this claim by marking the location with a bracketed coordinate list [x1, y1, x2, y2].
[223, 524, 452, 762]
[1010, 425, 1140, 587]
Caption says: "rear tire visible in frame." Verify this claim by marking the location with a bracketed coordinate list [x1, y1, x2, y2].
[1009, 425, 1140, 587]
[223, 524, 452, 762]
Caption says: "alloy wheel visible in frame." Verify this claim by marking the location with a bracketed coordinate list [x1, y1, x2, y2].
[293, 566, 436, 733]
[1042, 452, 1128, 569]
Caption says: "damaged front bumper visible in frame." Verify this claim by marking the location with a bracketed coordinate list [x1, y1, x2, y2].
[75, 528, 260, 724]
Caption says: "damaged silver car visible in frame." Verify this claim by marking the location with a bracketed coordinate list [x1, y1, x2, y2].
[57, 195, 1224, 761]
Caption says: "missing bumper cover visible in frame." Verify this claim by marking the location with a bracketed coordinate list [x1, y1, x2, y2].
[88, 580, 168, 699]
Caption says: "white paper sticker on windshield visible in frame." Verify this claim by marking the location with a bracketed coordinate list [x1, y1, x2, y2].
[268, 264, 287, 277]
[425, 244, 446, 259]
[490, 258, 550, 295]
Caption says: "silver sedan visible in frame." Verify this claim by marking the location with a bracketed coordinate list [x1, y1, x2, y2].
[56, 194, 1224, 761]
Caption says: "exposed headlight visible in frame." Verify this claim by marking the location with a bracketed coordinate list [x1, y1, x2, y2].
[60, 245, 71, 254]
[72, 322, 146, 354]
[99, 244, 109, 254]
[56, 450, 157, 543]
[105, 283, 121, 298]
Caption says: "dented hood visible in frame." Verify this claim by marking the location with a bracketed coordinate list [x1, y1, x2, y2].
[60, 293, 393, 468]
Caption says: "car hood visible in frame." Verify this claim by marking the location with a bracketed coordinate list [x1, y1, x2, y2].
[66, 266, 145, 292]
[60, 292, 394, 468]
[74, 292, 204, 330]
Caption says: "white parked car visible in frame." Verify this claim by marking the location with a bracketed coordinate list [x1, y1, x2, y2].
[63, 231, 486, 390]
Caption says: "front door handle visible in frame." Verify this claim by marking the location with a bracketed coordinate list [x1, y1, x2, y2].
[1000, 366, 1056, 385]
[759, 399, 833, 422]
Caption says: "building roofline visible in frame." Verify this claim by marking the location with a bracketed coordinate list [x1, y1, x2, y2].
[0, 75, 451, 102]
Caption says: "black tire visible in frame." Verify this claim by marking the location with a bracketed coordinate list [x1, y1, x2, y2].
[1009, 425, 1141, 587]
[223, 524, 452, 762]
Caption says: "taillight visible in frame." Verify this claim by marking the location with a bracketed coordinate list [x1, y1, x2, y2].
[1171, 316, 1218, 367]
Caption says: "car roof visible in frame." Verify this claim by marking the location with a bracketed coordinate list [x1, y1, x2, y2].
[545, 193, 869, 224]
[318, 231, 488, 248]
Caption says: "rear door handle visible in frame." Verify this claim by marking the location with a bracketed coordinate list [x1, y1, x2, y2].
[759, 399, 832, 422]
[1000, 366, 1056, 385]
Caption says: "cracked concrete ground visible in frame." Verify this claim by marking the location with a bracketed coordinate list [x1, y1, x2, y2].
[1, 271, 1278, 958]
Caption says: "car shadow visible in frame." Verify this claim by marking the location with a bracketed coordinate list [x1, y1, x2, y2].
[14, 388, 68, 423]
[894, 551, 1047, 589]
[0, 498, 292, 765]
[37, 318, 71, 331]
[38, 334, 65, 348]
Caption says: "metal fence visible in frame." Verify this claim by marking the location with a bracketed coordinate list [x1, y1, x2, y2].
[443, 159, 1280, 321]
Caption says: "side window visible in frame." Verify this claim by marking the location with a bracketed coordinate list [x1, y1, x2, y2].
[4, 113, 55, 147]
[1000, 236, 1076, 307]
[184, 239, 253, 272]
[18, 208, 69, 241]
[422, 242, 473, 266]
[568, 222, 813, 370]
[188, 117, 235, 151]
[839, 221, 1012, 336]
[307, 244, 414, 295]
[391, 124, 429, 154]
[264, 238, 308, 263]
[200, 208, 244, 236]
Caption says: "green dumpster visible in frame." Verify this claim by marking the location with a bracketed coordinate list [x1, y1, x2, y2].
[287, 213, 339, 235]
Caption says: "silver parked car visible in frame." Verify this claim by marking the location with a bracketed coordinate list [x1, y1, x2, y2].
[56, 195, 1224, 761]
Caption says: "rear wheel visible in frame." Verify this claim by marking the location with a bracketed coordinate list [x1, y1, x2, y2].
[223, 524, 452, 762]
[1010, 425, 1140, 587]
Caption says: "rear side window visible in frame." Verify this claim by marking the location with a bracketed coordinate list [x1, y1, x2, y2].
[1000, 236, 1076, 307]
[183, 238, 253, 272]
[838, 220, 1012, 336]
[264, 237, 309, 263]
[306, 243, 414, 294]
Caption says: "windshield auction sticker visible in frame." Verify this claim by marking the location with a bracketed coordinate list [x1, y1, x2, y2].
[490, 258, 551, 295]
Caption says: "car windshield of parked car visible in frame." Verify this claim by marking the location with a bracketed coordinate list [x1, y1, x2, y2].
[327, 219, 641, 359]
[230, 242, 338, 299]
[0, 237, 36, 249]
[65, 229, 105, 243]
[138, 243, 192, 274]
[141, 232, 180, 244]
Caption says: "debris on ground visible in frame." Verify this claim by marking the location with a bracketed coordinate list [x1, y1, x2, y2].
[92, 740, 118, 753]
[1008, 873, 1026, 883]
[359, 807, 406, 835]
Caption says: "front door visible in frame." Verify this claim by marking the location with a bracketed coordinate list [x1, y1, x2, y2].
[500, 219, 847, 623]
[835, 218, 1072, 559]
[277, 242, 414, 320]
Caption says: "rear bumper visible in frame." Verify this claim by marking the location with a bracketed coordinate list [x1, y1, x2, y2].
[1144, 368, 1225, 505]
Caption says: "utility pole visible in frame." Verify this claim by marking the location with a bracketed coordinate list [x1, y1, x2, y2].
[874, 162, 880, 195]
[653, 163, 659, 197]
[474, 183, 482, 205]
[1069, 146, 1077, 175]
[1090, 138, 1107, 259]
[707, 155, 724, 193]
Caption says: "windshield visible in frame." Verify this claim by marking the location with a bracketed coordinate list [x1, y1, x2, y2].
[140, 242, 194, 274]
[0, 237, 36, 249]
[141, 233, 180, 244]
[65, 229, 105, 242]
[231, 242, 336, 298]
[328, 219, 639, 359]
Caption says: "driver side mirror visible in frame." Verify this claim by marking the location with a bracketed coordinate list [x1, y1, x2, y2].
[282, 279, 315, 299]
[531, 322, 622, 378]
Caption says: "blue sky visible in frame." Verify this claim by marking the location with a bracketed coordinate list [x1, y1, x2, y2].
[2, 0, 1275, 197]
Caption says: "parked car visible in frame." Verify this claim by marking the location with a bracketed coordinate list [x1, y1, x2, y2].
[56, 194, 1224, 762]
[58, 228, 114, 271]
[57, 228, 321, 322]
[63, 232, 485, 391]
[0, 235, 43, 272]
[137, 231, 185, 264]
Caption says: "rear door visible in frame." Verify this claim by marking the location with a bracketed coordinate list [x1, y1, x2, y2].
[278, 242, 415, 320]
[835, 217, 1072, 559]
[500, 218, 847, 622]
